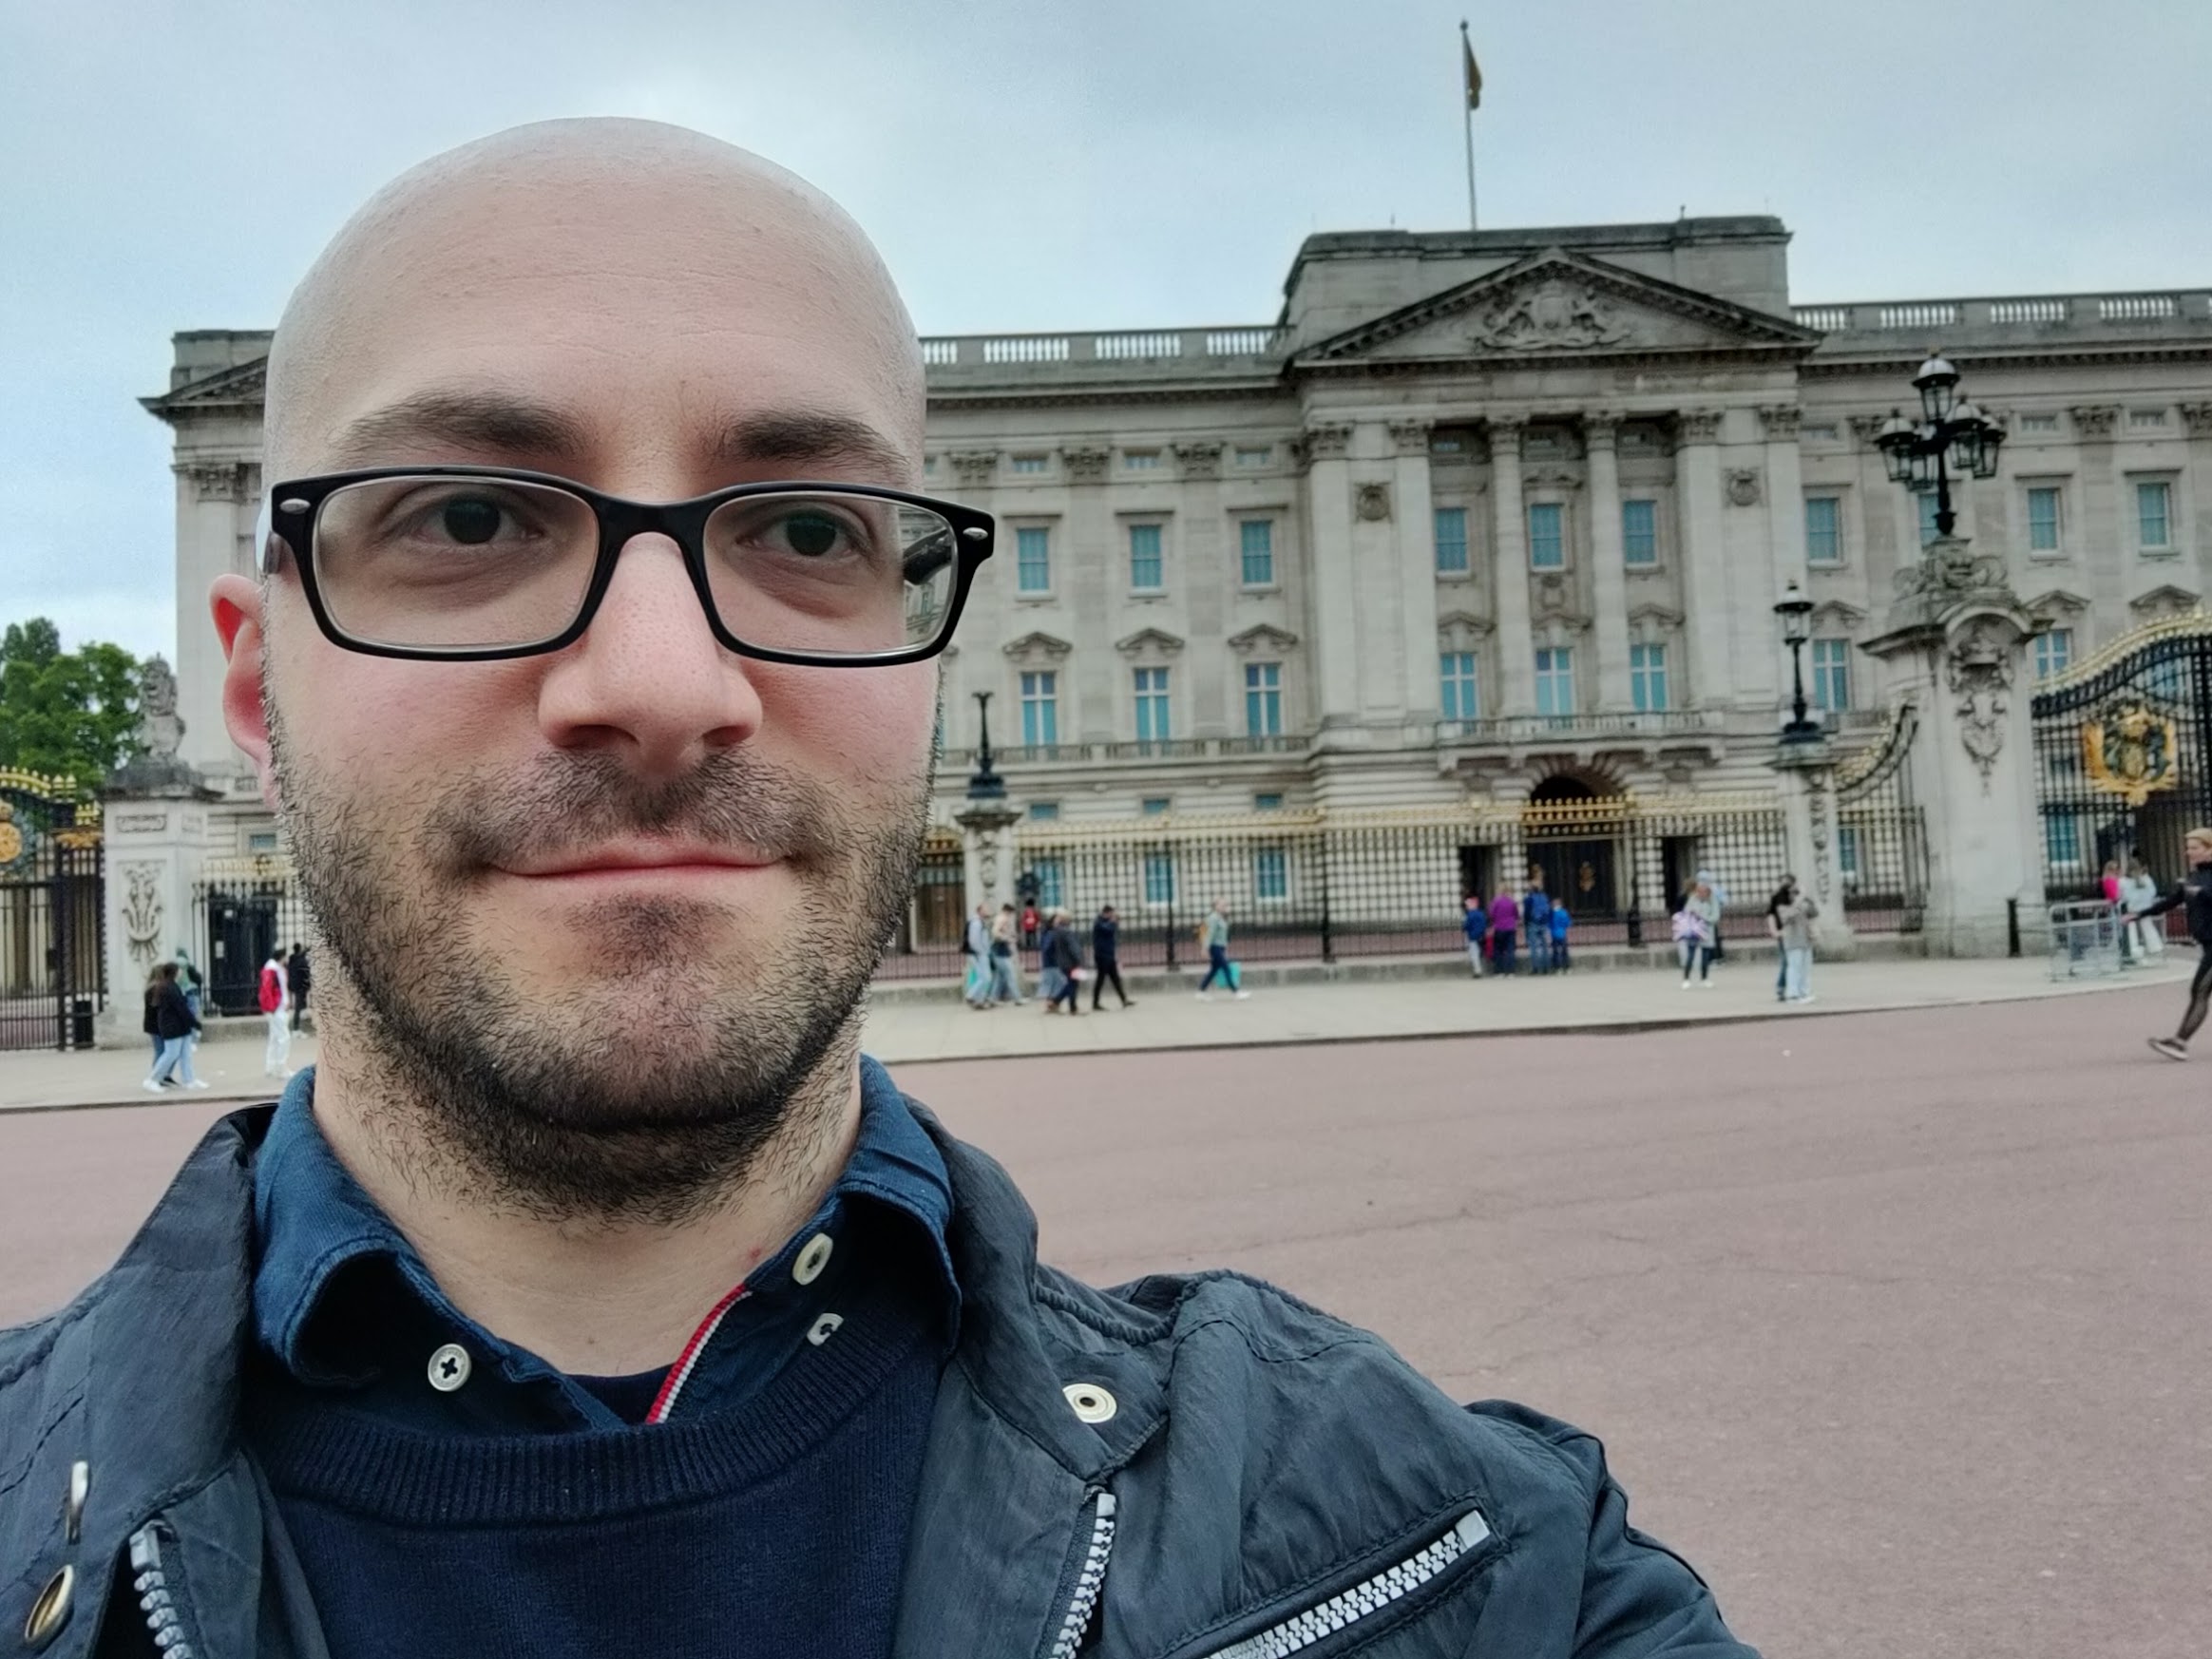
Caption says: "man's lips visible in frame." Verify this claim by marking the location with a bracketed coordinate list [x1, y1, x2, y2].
[497, 840, 784, 879]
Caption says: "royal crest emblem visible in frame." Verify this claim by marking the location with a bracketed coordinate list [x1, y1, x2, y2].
[2083, 703, 2181, 808]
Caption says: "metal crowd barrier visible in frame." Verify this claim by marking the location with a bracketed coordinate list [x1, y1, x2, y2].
[2049, 900, 2123, 980]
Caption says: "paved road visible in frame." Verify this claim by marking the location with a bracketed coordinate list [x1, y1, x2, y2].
[4, 987, 2205, 1658]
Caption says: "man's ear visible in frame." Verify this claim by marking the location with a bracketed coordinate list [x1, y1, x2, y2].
[210, 574, 280, 812]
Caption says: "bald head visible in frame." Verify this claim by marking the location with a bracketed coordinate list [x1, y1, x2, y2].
[263, 119, 925, 487]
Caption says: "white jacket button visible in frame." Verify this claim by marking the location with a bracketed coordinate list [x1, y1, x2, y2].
[1063, 1382, 1117, 1424]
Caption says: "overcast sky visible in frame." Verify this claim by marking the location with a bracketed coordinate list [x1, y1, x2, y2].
[6, 0, 2210, 665]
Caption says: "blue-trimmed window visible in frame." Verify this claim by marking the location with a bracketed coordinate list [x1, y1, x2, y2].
[1026, 801, 1059, 821]
[1033, 857, 1064, 909]
[1630, 642, 1669, 712]
[1016, 525, 1051, 593]
[2027, 487, 2061, 553]
[1917, 491, 1941, 547]
[1240, 519, 1275, 586]
[1244, 662, 1283, 736]
[1434, 506, 1470, 573]
[2034, 629, 2073, 680]
[1622, 498, 1658, 566]
[1134, 667, 1171, 742]
[1440, 651, 1478, 721]
[1253, 845, 1288, 901]
[1143, 850, 1176, 906]
[2138, 481, 2173, 549]
[1528, 502, 1565, 569]
[1535, 646, 1573, 715]
[1253, 792, 1284, 810]
[1805, 496, 1841, 565]
[1810, 639, 1852, 712]
[1020, 670, 1058, 746]
[1129, 523, 1164, 589]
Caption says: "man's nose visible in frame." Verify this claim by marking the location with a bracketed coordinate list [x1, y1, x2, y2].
[536, 535, 763, 773]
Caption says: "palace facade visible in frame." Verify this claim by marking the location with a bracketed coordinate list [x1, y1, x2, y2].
[147, 213, 2212, 853]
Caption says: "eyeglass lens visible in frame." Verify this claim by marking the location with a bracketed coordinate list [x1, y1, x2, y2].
[307, 477, 960, 657]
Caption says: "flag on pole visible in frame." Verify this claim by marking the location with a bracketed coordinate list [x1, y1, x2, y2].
[1461, 25, 1482, 110]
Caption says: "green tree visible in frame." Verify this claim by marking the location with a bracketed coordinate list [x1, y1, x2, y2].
[0, 618, 143, 786]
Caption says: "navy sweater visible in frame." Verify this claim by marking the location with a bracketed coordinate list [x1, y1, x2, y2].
[246, 1267, 941, 1659]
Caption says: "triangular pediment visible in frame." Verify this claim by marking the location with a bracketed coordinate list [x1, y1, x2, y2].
[1114, 627, 1186, 657]
[1299, 250, 1819, 368]
[2025, 586, 2092, 620]
[1001, 630, 1074, 661]
[140, 355, 271, 422]
[2128, 583, 2200, 620]
[1228, 623, 1300, 655]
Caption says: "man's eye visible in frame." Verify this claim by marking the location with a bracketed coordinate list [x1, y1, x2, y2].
[780, 512, 846, 557]
[438, 498, 506, 543]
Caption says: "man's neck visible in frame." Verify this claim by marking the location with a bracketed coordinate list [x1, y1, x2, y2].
[306, 1000, 864, 1379]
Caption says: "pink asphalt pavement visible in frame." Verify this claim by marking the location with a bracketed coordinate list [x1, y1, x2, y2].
[4, 989, 2205, 1658]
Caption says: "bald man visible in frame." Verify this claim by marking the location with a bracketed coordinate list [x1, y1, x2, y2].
[0, 123, 1756, 1659]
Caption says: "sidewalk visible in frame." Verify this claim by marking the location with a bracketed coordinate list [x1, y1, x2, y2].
[3, 954, 2193, 1111]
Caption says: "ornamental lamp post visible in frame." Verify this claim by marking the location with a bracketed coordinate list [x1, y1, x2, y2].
[1775, 581, 1820, 745]
[1872, 353, 2006, 540]
[966, 690, 1005, 801]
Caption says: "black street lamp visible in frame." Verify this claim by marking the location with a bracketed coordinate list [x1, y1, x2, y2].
[1774, 580, 1821, 744]
[1873, 353, 2006, 539]
[966, 690, 1005, 800]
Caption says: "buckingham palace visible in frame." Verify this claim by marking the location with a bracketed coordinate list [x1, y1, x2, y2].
[132, 209, 2212, 983]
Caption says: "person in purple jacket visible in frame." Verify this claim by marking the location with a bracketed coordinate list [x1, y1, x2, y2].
[1488, 887, 1521, 975]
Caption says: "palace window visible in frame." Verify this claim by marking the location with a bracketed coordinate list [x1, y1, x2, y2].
[1439, 651, 1479, 721]
[1805, 496, 1842, 566]
[2027, 486, 2062, 554]
[2137, 480, 2173, 549]
[2033, 628, 2073, 680]
[1810, 639, 1852, 712]
[1016, 525, 1051, 593]
[1123, 449, 1161, 471]
[1129, 522, 1165, 589]
[1245, 661, 1283, 736]
[1252, 845, 1289, 902]
[1630, 642, 1669, 713]
[1917, 491, 1941, 547]
[1838, 825, 1861, 888]
[1143, 850, 1177, 906]
[1240, 519, 1275, 586]
[2018, 412, 2059, 433]
[1133, 666, 1172, 742]
[1142, 796, 1172, 815]
[2045, 813, 2082, 870]
[1253, 791, 1284, 810]
[1010, 453, 1050, 473]
[2131, 409, 2168, 429]
[1026, 801, 1060, 821]
[1534, 646, 1574, 716]
[1032, 857, 1065, 910]
[1528, 502, 1566, 569]
[1020, 670, 1058, 746]
[1233, 445, 1272, 467]
[1434, 506, 1470, 574]
[1622, 498, 1658, 567]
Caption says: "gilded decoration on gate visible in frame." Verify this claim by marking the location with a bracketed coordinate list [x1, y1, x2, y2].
[2083, 703, 2180, 809]
[0, 802, 23, 869]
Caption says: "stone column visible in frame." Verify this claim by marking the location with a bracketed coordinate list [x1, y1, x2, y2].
[1486, 414, 1536, 715]
[1299, 422, 1360, 728]
[1388, 419, 1441, 725]
[1675, 410, 1731, 709]
[2182, 402, 2212, 593]
[955, 798, 1023, 919]
[174, 460, 256, 782]
[1583, 412, 1632, 711]
[100, 791, 227, 1044]
[1863, 541, 2044, 957]
[2070, 406, 2123, 641]
[1771, 743, 1857, 959]
[1758, 405, 1810, 709]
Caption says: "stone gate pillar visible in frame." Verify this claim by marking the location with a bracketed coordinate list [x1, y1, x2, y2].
[1771, 742, 1857, 958]
[956, 799, 1022, 919]
[1864, 539, 2043, 957]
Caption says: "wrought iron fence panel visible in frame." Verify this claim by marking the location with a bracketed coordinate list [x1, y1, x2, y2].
[193, 865, 317, 1017]
[1834, 704, 1929, 932]
[0, 772, 103, 1051]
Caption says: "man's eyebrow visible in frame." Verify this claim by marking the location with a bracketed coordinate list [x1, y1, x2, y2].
[716, 410, 911, 481]
[326, 392, 590, 467]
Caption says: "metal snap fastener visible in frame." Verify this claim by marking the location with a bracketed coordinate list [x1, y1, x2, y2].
[23, 1564, 72, 1649]
[807, 1312, 844, 1346]
[1063, 1382, 1117, 1424]
[64, 1461, 87, 1545]
[792, 1232, 834, 1287]
[427, 1343, 472, 1392]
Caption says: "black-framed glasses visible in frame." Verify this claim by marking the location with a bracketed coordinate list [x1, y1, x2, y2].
[257, 467, 996, 665]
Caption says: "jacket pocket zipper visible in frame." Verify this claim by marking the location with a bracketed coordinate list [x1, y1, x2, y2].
[128, 1523, 203, 1659]
[1042, 1491, 1118, 1659]
[1195, 1508, 1492, 1659]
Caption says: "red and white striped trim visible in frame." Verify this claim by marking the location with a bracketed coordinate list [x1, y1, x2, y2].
[644, 1283, 751, 1424]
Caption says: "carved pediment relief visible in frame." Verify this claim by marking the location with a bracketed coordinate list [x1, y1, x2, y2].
[1807, 600, 1866, 632]
[1298, 250, 1820, 368]
[2025, 587, 2092, 620]
[1114, 627, 1186, 658]
[1437, 609, 1495, 649]
[1627, 602, 1685, 629]
[1002, 630, 1074, 662]
[2128, 584, 2200, 621]
[1228, 623, 1300, 656]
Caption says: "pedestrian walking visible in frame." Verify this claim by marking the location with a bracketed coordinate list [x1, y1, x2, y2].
[961, 904, 993, 1008]
[2140, 829, 2212, 1059]
[172, 947, 208, 1087]
[141, 963, 167, 1069]
[1523, 878, 1554, 975]
[1036, 909, 1067, 1009]
[1548, 900, 1573, 972]
[259, 949, 294, 1078]
[1460, 893, 1489, 977]
[1043, 909, 1087, 1014]
[1764, 877, 1794, 1001]
[1776, 879, 1821, 1002]
[142, 962, 205, 1092]
[1488, 887, 1520, 976]
[1194, 898, 1249, 999]
[287, 942, 314, 1030]
[1090, 904, 1134, 1009]
[1674, 880, 1719, 986]
[988, 902, 1024, 1003]
[1697, 869, 1729, 967]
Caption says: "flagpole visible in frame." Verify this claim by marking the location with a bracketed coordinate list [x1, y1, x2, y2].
[1459, 20, 1478, 231]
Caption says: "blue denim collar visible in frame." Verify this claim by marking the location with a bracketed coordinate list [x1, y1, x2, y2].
[252, 1055, 957, 1430]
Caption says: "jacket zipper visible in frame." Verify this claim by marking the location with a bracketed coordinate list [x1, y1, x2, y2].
[1041, 1491, 1117, 1659]
[1196, 1509, 1492, 1659]
[127, 1523, 203, 1659]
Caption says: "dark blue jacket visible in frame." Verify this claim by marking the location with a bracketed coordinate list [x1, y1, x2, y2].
[0, 1102, 1757, 1658]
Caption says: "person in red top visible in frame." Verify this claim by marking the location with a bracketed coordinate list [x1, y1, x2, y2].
[259, 950, 294, 1078]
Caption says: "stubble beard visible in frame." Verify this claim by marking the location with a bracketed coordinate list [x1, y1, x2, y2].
[270, 703, 930, 1226]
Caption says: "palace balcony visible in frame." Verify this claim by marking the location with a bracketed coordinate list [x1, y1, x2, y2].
[1435, 709, 1729, 772]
